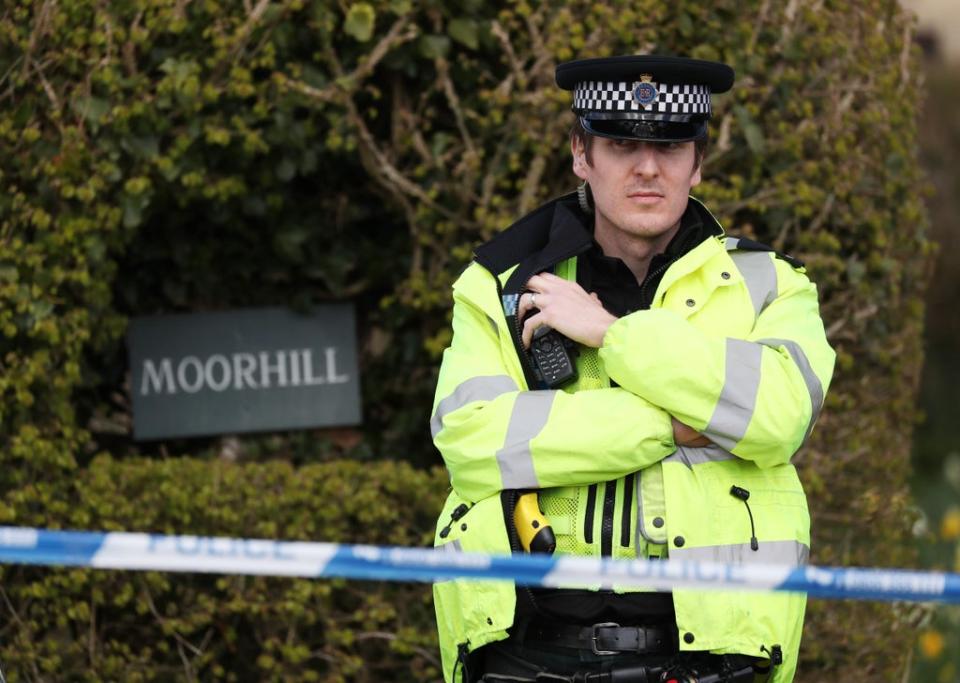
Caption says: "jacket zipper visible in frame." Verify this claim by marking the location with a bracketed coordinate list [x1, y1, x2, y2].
[583, 483, 597, 544]
[509, 294, 538, 388]
[638, 252, 678, 309]
[487, 243, 593, 391]
[620, 473, 635, 547]
[600, 480, 617, 557]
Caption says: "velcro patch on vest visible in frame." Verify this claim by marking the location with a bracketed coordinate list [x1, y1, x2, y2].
[502, 293, 520, 316]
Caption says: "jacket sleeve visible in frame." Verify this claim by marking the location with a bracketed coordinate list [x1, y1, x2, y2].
[599, 256, 835, 469]
[432, 287, 676, 503]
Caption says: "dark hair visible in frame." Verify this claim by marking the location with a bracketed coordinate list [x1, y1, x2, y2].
[570, 117, 709, 169]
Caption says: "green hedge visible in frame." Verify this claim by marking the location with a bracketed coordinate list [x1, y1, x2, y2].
[0, 458, 447, 681]
[0, 0, 931, 680]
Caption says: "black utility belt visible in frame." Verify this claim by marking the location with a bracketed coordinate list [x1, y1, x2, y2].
[524, 621, 674, 656]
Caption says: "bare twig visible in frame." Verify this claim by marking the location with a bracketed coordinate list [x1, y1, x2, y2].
[354, 631, 442, 668]
[274, 74, 341, 104]
[0, 55, 23, 95]
[479, 137, 510, 217]
[772, 218, 795, 253]
[173, 0, 191, 21]
[176, 639, 197, 682]
[806, 192, 836, 235]
[351, 18, 418, 84]
[20, 0, 56, 80]
[526, 3, 556, 84]
[0, 586, 43, 681]
[348, 99, 459, 222]
[122, 10, 144, 77]
[88, 585, 96, 667]
[778, 0, 801, 49]
[30, 59, 61, 113]
[490, 20, 524, 84]
[899, 19, 914, 87]
[230, 0, 271, 60]
[389, 76, 432, 166]
[713, 112, 733, 156]
[278, 18, 417, 106]
[435, 57, 477, 160]
[825, 315, 846, 340]
[517, 153, 546, 216]
[746, 0, 772, 53]
[899, 641, 914, 683]
[853, 303, 878, 322]
[142, 585, 206, 672]
[323, 43, 461, 225]
[523, 8, 551, 81]
[96, 2, 116, 67]
[712, 187, 782, 215]
[308, 648, 338, 665]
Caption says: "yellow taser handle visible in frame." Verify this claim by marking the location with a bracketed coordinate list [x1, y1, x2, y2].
[513, 492, 557, 554]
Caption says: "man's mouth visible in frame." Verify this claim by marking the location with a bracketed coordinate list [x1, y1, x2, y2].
[628, 190, 664, 204]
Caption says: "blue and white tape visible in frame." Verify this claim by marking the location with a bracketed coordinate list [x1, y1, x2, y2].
[1, 526, 958, 603]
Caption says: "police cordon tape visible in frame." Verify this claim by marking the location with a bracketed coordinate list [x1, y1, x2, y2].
[1, 526, 958, 603]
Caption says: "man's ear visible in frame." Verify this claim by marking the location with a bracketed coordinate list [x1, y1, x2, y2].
[571, 136, 589, 180]
[690, 156, 702, 189]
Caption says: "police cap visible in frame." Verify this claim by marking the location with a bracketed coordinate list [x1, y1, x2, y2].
[555, 55, 734, 142]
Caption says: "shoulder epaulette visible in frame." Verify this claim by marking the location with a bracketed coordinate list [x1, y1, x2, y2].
[724, 236, 804, 270]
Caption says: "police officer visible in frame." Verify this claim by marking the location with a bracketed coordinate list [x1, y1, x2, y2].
[430, 55, 835, 683]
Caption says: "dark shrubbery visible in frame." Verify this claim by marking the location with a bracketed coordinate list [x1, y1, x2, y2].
[0, 457, 446, 680]
[0, 0, 930, 680]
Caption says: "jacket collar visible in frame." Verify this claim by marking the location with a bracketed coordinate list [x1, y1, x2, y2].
[473, 192, 724, 294]
[473, 192, 594, 294]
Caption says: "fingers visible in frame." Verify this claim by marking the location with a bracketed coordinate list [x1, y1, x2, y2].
[521, 311, 545, 348]
[517, 291, 542, 320]
[527, 273, 561, 290]
[671, 418, 713, 447]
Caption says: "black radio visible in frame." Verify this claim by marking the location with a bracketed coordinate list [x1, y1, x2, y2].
[529, 325, 578, 389]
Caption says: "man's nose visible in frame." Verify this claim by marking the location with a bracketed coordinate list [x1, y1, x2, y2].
[631, 146, 660, 177]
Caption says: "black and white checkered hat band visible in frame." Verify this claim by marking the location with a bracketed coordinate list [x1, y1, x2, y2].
[573, 81, 711, 116]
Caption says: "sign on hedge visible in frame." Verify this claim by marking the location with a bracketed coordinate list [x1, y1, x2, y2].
[127, 306, 361, 440]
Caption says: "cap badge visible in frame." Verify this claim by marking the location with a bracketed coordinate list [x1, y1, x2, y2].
[632, 74, 658, 107]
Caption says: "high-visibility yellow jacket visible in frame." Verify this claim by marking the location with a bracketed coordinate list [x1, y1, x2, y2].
[431, 194, 835, 683]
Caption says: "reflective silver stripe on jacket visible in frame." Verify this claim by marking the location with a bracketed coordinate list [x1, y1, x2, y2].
[702, 339, 763, 451]
[430, 375, 518, 439]
[663, 444, 738, 469]
[729, 250, 778, 318]
[439, 539, 463, 554]
[671, 539, 809, 566]
[635, 469, 666, 547]
[495, 390, 556, 488]
[759, 338, 825, 442]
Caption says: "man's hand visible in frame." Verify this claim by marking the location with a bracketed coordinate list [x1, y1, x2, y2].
[518, 272, 618, 348]
[672, 418, 712, 447]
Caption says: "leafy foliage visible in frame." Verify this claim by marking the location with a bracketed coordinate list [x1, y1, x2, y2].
[907, 59, 960, 683]
[0, 458, 446, 681]
[0, 0, 931, 680]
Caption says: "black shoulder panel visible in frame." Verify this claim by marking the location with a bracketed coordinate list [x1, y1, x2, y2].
[473, 193, 577, 276]
[730, 236, 805, 269]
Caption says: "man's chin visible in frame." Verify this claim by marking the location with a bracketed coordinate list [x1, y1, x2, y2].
[622, 219, 678, 239]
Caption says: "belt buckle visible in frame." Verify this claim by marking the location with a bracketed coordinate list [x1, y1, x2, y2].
[590, 622, 620, 655]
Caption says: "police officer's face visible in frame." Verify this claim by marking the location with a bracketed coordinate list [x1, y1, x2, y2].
[571, 135, 701, 241]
